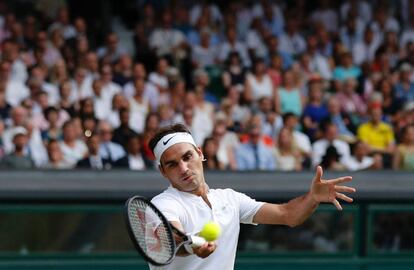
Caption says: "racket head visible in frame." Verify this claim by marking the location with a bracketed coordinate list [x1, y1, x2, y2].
[124, 196, 176, 266]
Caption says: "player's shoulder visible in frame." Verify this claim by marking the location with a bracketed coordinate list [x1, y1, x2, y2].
[210, 188, 244, 200]
[151, 187, 182, 205]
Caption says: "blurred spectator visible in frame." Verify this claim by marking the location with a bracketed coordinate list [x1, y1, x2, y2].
[48, 7, 76, 40]
[312, 122, 351, 168]
[274, 127, 302, 171]
[218, 27, 251, 68]
[113, 54, 134, 87]
[278, 16, 306, 58]
[393, 124, 414, 170]
[59, 120, 88, 168]
[343, 140, 382, 171]
[97, 32, 127, 64]
[278, 69, 304, 116]
[112, 108, 137, 147]
[352, 27, 380, 65]
[149, 10, 186, 59]
[41, 106, 63, 143]
[335, 78, 367, 121]
[235, 121, 275, 170]
[394, 63, 414, 108]
[191, 28, 219, 68]
[128, 78, 150, 134]
[76, 132, 111, 169]
[123, 62, 159, 110]
[333, 52, 361, 81]
[114, 134, 149, 170]
[43, 139, 72, 169]
[357, 106, 395, 168]
[244, 58, 275, 105]
[97, 120, 125, 163]
[340, 0, 372, 26]
[325, 96, 356, 143]
[319, 144, 346, 171]
[202, 137, 224, 170]
[283, 112, 312, 164]
[310, 0, 338, 33]
[0, 127, 34, 169]
[2, 61, 29, 107]
[302, 78, 329, 141]
[211, 120, 239, 170]
[222, 52, 247, 92]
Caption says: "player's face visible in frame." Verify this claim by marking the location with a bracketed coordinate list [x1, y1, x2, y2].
[159, 143, 205, 195]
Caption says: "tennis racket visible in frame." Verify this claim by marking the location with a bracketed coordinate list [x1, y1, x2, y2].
[124, 195, 206, 266]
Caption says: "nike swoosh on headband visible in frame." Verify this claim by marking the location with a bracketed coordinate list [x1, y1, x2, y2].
[163, 135, 176, 145]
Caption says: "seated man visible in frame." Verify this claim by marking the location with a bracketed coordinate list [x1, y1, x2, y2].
[357, 105, 395, 168]
[77, 133, 112, 169]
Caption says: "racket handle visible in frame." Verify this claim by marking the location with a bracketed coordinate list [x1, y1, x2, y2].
[190, 235, 207, 247]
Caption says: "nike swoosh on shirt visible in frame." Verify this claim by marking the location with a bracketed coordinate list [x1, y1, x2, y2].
[163, 135, 176, 145]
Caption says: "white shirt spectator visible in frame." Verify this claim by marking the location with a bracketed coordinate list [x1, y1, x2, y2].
[70, 76, 93, 103]
[123, 81, 159, 111]
[343, 155, 374, 171]
[10, 59, 28, 83]
[252, 2, 284, 27]
[42, 82, 60, 106]
[59, 140, 88, 168]
[189, 4, 223, 25]
[309, 53, 332, 80]
[246, 30, 268, 59]
[5, 80, 29, 107]
[293, 131, 312, 155]
[340, 0, 372, 25]
[129, 98, 149, 134]
[311, 139, 351, 168]
[310, 8, 339, 33]
[93, 94, 111, 120]
[278, 33, 306, 57]
[148, 72, 169, 90]
[400, 27, 414, 48]
[370, 17, 400, 42]
[149, 28, 186, 57]
[191, 44, 218, 68]
[101, 81, 122, 103]
[352, 38, 381, 65]
[246, 73, 274, 101]
[128, 154, 145, 170]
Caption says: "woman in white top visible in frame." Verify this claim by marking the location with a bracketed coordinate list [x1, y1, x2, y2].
[244, 58, 275, 104]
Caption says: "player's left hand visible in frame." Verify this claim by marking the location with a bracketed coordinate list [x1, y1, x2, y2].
[310, 166, 356, 210]
[193, 241, 217, 258]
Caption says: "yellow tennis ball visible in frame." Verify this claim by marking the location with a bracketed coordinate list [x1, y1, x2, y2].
[199, 221, 221, 241]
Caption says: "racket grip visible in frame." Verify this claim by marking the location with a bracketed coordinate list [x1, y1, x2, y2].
[190, 235, 207, 247]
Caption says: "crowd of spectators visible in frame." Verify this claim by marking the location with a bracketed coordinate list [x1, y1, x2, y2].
[1, 0, 414, 171]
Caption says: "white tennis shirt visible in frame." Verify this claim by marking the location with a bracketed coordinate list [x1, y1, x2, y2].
[149, 186, 264, 270]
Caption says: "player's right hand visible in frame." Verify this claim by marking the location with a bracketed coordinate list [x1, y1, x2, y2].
[193, 241, 217, 258]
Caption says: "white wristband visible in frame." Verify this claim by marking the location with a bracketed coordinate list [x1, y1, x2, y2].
[184, 243, 194, 254]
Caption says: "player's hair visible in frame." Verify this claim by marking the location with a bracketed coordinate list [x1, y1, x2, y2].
[149, 123, 191, 154]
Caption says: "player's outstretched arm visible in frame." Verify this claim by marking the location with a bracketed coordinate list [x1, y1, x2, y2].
[253, 166, 356, 227]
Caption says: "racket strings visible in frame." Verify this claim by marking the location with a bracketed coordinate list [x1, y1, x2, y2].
[129, 199, 174, 263]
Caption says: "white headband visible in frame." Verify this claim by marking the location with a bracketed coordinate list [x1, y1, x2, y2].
[154, 132, 197, 164]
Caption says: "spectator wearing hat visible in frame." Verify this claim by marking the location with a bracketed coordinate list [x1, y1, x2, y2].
[0, 126, 34, 169]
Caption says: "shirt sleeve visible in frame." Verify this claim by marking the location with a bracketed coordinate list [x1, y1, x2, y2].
[234, 191, 265, 225]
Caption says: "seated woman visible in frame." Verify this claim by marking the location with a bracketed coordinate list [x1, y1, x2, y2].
[393, 124, 414, 170]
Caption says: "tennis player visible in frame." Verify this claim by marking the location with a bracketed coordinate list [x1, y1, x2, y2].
[149, 123, 355, 270]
